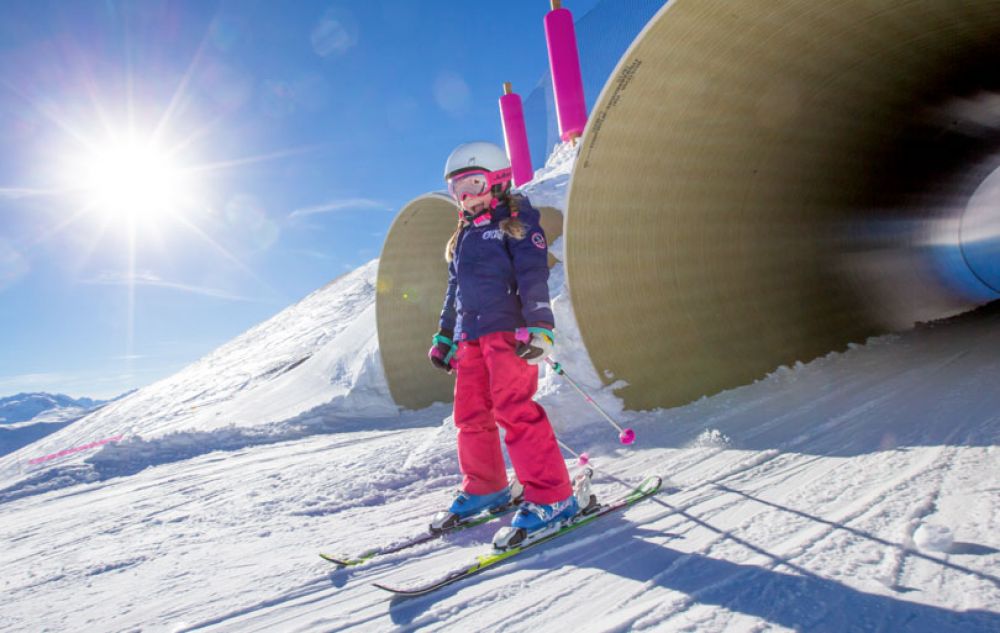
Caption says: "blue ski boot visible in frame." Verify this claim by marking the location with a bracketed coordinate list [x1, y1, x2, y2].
[492, 468, 596, 550]
[492, 493, 579, 549]
[430, 479, 523, 533]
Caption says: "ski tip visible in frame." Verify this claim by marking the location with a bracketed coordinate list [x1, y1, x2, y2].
[638, 475, 663, 495]
[319, 553, 356, 566]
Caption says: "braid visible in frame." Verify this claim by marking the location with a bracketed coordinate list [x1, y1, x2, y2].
[445, 216, 465, 262]
[499, 194, 527, 240]
[507, 192, 520, 217]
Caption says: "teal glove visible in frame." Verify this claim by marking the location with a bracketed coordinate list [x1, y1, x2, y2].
[429, 331, 457, 372]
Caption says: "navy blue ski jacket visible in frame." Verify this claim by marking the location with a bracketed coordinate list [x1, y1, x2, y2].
[438, 196, 555, 342]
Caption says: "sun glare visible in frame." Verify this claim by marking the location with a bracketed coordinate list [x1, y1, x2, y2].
[76, 140, 187, 224]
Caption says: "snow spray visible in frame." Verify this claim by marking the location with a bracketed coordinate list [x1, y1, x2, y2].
[546, 359, 636, 445]
[28, 435, 123, 465]
[545, 0, 587, 142]
[499, 82, 534, 187]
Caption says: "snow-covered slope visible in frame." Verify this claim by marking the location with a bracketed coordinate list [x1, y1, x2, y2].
[0, 260, 399, 500]
[1, 299, 997, 632]
[0, 143, 997, 632]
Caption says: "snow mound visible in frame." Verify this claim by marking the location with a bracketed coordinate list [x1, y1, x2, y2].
[913, 523, 955, 553]
[689, 428, 733, 449]
[516, 140, 579, 210]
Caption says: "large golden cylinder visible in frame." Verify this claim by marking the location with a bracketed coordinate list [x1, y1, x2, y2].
[567, 0, 1000, 410]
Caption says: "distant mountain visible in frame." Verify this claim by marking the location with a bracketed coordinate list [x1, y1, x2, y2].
[0, 393, 106, 426]
[0, 393, 110, 458]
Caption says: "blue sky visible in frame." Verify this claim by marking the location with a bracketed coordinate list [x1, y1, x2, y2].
[0, 0, 601, 399]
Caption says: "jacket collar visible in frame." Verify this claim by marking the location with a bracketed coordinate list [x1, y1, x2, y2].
[492, 199, 512, 221]
[464, 199, 511, 228]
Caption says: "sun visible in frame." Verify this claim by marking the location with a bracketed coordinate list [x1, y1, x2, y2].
[73, 139, 188, 226]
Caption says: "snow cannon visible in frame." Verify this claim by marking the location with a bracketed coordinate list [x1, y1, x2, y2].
[565, 0, 1000, 411]
[500, 82, 534, 188]
[545, 0, 587, 142]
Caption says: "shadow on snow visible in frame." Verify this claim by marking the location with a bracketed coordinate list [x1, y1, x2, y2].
[387, 487, 999, 632]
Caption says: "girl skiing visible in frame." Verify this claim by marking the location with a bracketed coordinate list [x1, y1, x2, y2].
[428, 141, 577, 546]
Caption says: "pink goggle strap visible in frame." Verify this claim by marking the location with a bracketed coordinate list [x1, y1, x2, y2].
[487, 167, 512, 189]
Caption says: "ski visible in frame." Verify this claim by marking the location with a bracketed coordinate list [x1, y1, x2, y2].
[319, 501, 519, 567]
[372, 475, 662, 596]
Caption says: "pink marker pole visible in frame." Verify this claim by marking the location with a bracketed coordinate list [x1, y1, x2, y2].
[499, 82, 534, 187]
[545, 0, 587, 142]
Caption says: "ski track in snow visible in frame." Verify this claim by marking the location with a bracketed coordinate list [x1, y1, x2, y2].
[1, 146, 999, 631]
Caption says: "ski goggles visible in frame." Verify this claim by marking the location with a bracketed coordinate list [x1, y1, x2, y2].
[447, 167, 512, 201]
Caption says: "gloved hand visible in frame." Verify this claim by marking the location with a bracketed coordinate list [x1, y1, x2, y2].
[428, 330, 457, 372]
[515, 324, 554, 365]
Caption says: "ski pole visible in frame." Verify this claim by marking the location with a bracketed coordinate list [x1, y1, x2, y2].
[557, 438, 590, 467]
[557, 438, 661, 498]
[546, 358, 636, 445]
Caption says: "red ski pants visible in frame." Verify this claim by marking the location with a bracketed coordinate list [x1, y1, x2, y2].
[453, 331, 572, 505]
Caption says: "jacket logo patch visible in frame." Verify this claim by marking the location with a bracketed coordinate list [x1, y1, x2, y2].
[481, 229, 504, 241]
[531, 232, 546, 249]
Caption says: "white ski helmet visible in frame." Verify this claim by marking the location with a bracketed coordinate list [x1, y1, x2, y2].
[443, 141, 511, 182]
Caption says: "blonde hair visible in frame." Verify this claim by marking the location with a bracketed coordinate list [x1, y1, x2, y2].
[445, 194, 527, 262]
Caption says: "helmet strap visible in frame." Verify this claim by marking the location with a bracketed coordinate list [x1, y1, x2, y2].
[462, 205, 493, 226]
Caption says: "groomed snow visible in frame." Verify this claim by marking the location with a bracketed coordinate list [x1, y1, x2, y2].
[0, 143, 997, 632]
